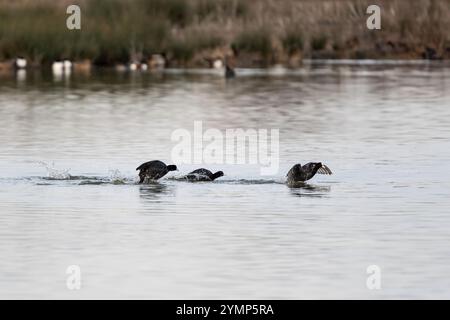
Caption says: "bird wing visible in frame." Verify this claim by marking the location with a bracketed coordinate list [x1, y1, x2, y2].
[136, 160, 163, 171]
[317, 164, 333, 175]
[185, 173, 211, 181]
[286, 164, 301, 177]
[191, 168, 212, 176]
[136, 161, 150, 171]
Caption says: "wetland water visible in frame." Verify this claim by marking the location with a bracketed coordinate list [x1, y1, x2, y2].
[1, 62, 450, 298]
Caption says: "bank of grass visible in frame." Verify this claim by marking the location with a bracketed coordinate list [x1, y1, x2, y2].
[282, 28, 304, 56]
[1, 0, 450, 67]
[233, 28, 273, 63]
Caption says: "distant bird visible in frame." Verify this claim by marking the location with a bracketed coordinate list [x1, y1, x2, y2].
[52, 61, 64, 75]
[148, 54, 166, 70]
[126, 61, 148, 71]
[73, 59, 92, 74]
[203, 57, 224, 69]
[115, 64, 127, 72]
[129, 62, 138, 71]
[224, 56, 235, 79]
[52, 60, 72, 76]
[212, 59, 223, 69]
[225, 65, 235, 78]
[184, 168, 224, 182]
[286, 162, 332, 186]
[136, 160, 177, 183]
[63, 60, 72, 73]
[422, 47, 441, 60]
[15, 57, 27, 69]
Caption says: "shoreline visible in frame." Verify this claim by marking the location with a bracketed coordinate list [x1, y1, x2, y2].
[2, 57, 449, 69]
[2, 59, 449, 84]
[1, 1, 450, 70]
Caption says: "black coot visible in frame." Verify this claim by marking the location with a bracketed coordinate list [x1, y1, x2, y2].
[136, 160, 177, 183]
[286, 162, 332, 186]
[185, 168, 224, 182]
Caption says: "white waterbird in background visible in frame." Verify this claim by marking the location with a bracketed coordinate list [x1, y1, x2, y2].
[52, 60, 72, 79]
[15, 57, 27, 69]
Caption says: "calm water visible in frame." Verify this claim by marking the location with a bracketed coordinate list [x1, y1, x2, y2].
[1, 62, 450, 299]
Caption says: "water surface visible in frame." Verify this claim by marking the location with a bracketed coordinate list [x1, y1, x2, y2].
[1, 63, 450, 299]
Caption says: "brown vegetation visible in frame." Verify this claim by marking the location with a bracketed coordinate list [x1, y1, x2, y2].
[0, 0, 449, 68]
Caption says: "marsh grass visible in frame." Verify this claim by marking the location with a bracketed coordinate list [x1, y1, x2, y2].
[282, 28, 304, 56]
[311, 35, 328, 51]
[233, 28, 273, 61]
[1, 0, 450, 66]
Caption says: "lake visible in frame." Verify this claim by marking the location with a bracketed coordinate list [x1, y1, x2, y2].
[1, 61, 450, 299]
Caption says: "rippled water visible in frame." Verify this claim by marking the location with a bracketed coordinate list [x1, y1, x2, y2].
[1, 62, 450, 299]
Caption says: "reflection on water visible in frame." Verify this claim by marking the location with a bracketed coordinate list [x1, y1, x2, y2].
[288, 183, 331, 198]
[139, 183, 173, 201]
[1, 63, 450, 299]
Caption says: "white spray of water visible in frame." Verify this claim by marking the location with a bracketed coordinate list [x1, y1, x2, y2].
[37, 161, 72, 180]
[108, 169, 127, 184]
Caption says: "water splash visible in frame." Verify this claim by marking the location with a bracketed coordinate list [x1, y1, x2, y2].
[167, 176, 285, 185]
[37, 161, 72, 180]
[108, 169, 127, 185]
[33, 163, 285, 186]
